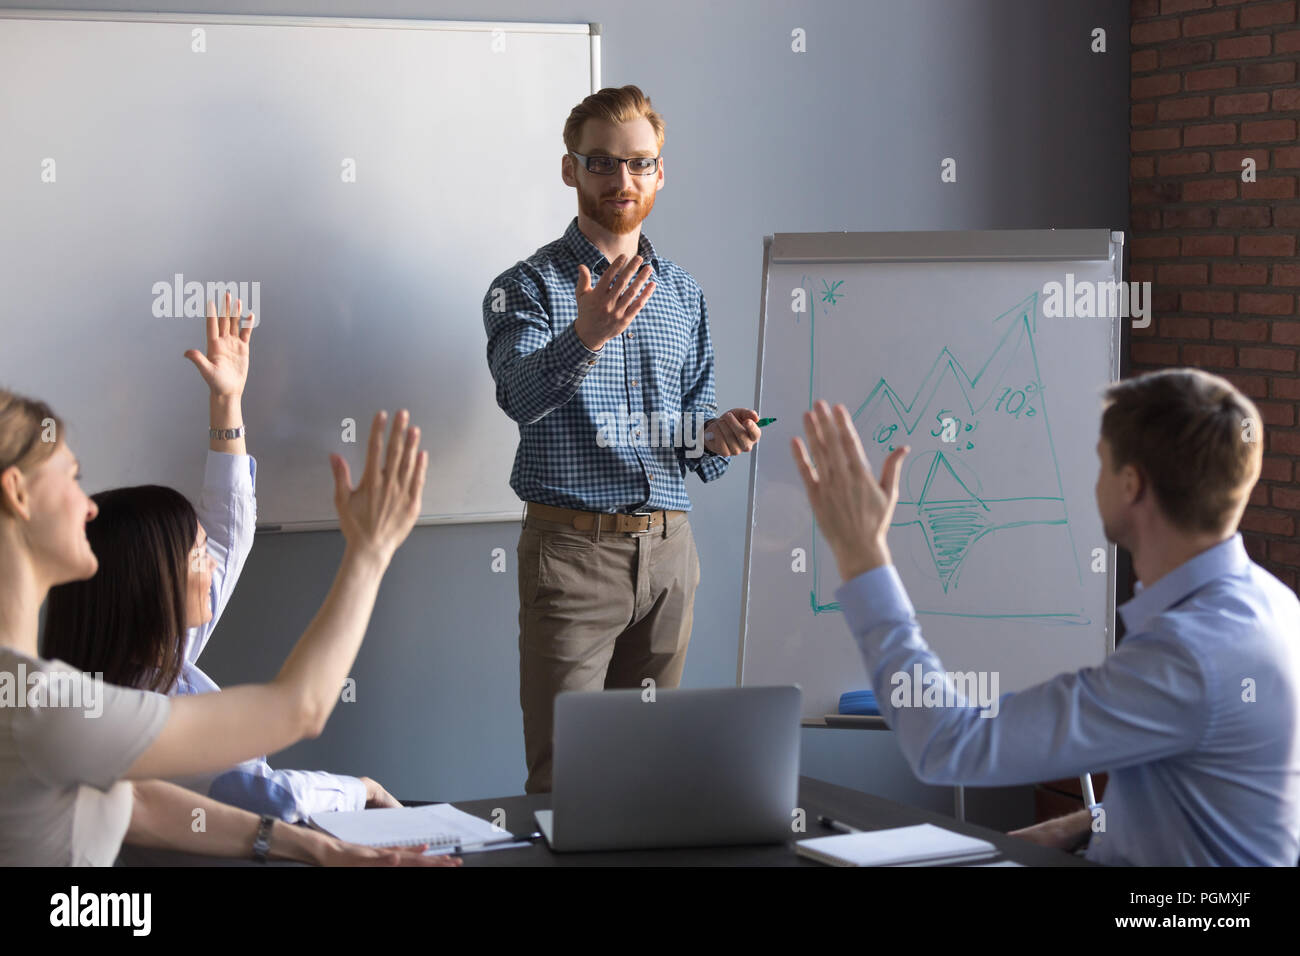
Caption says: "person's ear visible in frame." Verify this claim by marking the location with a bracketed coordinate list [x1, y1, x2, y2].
[0, 465, 31, 521]
[1120, 462, 1145, 507]
[561, 154, 577, 188]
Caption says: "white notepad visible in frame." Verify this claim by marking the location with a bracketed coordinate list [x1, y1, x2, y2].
[796, 823, 999, 867]
[308, 803, 509, 850]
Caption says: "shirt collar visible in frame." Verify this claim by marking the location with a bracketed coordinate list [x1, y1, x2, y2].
[562, 216, 659, 275]
[1118, 533, 1250, 634]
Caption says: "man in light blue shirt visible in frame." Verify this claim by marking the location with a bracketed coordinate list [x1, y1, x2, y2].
[791, 368, 1300, 866]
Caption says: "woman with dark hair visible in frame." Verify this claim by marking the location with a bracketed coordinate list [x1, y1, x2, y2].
[45, 484, 197, 693]
[0, 294, 456, 867]
[45, 294, 399, 822]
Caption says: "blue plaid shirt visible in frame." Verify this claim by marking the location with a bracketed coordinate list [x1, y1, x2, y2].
[484, 217, 730, 512]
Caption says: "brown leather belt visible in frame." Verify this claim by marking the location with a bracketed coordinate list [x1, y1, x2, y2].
[525, 501, 685, 534]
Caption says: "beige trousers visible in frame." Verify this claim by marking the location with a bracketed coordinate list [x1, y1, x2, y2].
[516, 508, 700, 793]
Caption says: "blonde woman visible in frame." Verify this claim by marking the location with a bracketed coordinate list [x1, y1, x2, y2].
[0, 300, 455, 866]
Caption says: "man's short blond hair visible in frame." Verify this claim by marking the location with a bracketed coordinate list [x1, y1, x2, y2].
[563, 85, 664, 154]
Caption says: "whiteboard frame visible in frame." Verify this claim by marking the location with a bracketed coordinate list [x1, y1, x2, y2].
[738, 229, 1124, 709]
[0, 9, 598, 37]
[1, 9, 603, 532]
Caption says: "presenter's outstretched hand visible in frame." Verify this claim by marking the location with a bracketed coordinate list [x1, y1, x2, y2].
[791, 400, 908, 583]
[573, 254, 656, 351]
[329, 410, 428, 565]
[185, 292, 253, 398]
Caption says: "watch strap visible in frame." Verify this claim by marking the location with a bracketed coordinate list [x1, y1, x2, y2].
[252, 814, 275, 862]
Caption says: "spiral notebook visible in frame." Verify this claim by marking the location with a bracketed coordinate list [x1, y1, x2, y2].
[796, 823, 999, 867]
[308, 803, 509, 850]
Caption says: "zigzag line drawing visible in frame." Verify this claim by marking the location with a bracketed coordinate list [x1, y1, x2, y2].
[805, 286, 1087, 623]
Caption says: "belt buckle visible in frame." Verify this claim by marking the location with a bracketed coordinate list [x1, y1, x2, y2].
[629, 510, 655, 535]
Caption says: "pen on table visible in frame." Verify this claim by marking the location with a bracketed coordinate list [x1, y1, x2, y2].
[439, 830, 543, 854]
[817, 815, 862, 834]
[756, 417, 777, 427]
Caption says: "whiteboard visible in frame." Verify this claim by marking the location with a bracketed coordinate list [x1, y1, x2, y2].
[0, 11, 598, 529]
[738, 230, 1123, 721]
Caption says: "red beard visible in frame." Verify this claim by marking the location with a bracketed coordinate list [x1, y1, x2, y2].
[578, 183, 657, 235]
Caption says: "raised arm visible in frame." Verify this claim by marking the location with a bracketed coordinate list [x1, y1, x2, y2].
[125, 408, 428, 779]
[793, 400, 1206, 788]
[482, 257, 655, 425]
[483, 272, 597, 425]
[185, 292, 251, 458]
[183, 292, 257, 667]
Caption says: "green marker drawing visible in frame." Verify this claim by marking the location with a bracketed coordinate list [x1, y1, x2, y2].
[756, 417, 777, 427]
[795, 275, 1089, 625]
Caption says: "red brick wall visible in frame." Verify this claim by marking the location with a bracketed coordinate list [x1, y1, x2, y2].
[1130, 0, 1300, 591]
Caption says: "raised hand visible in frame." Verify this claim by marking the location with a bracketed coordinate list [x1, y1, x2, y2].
[329, 410, 428, 565]
[185, 292, 253, 399]
[572, 254, 656, 351]
[790, 400, 909, 582]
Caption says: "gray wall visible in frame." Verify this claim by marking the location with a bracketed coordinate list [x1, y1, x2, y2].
[18, 0, 1130, 829]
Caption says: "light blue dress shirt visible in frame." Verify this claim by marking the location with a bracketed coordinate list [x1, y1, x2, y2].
[834, 534, 1300, 866]
[169, 451, 368, 821]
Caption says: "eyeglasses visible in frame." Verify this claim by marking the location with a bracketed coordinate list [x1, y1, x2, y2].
[569, 151, 661, 176]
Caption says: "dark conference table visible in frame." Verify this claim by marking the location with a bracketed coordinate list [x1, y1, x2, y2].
[444, 775, 1091, 867]
[118, 776, 1091, 866]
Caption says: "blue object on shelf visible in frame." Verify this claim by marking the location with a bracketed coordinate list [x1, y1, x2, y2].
[838, 689, 880, 716]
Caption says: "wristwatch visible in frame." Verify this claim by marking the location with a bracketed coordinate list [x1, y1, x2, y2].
[210, 425, 246, 441]
[252, 814, 275, 862]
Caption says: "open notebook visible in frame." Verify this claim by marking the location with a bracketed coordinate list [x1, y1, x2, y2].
[796, 823, 999, 866]
[308, 804, 510, 851]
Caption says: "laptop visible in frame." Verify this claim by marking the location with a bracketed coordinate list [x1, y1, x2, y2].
[534, 685, 801, 851]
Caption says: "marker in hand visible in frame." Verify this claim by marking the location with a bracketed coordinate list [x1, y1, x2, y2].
[756, 417, 777, 427]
